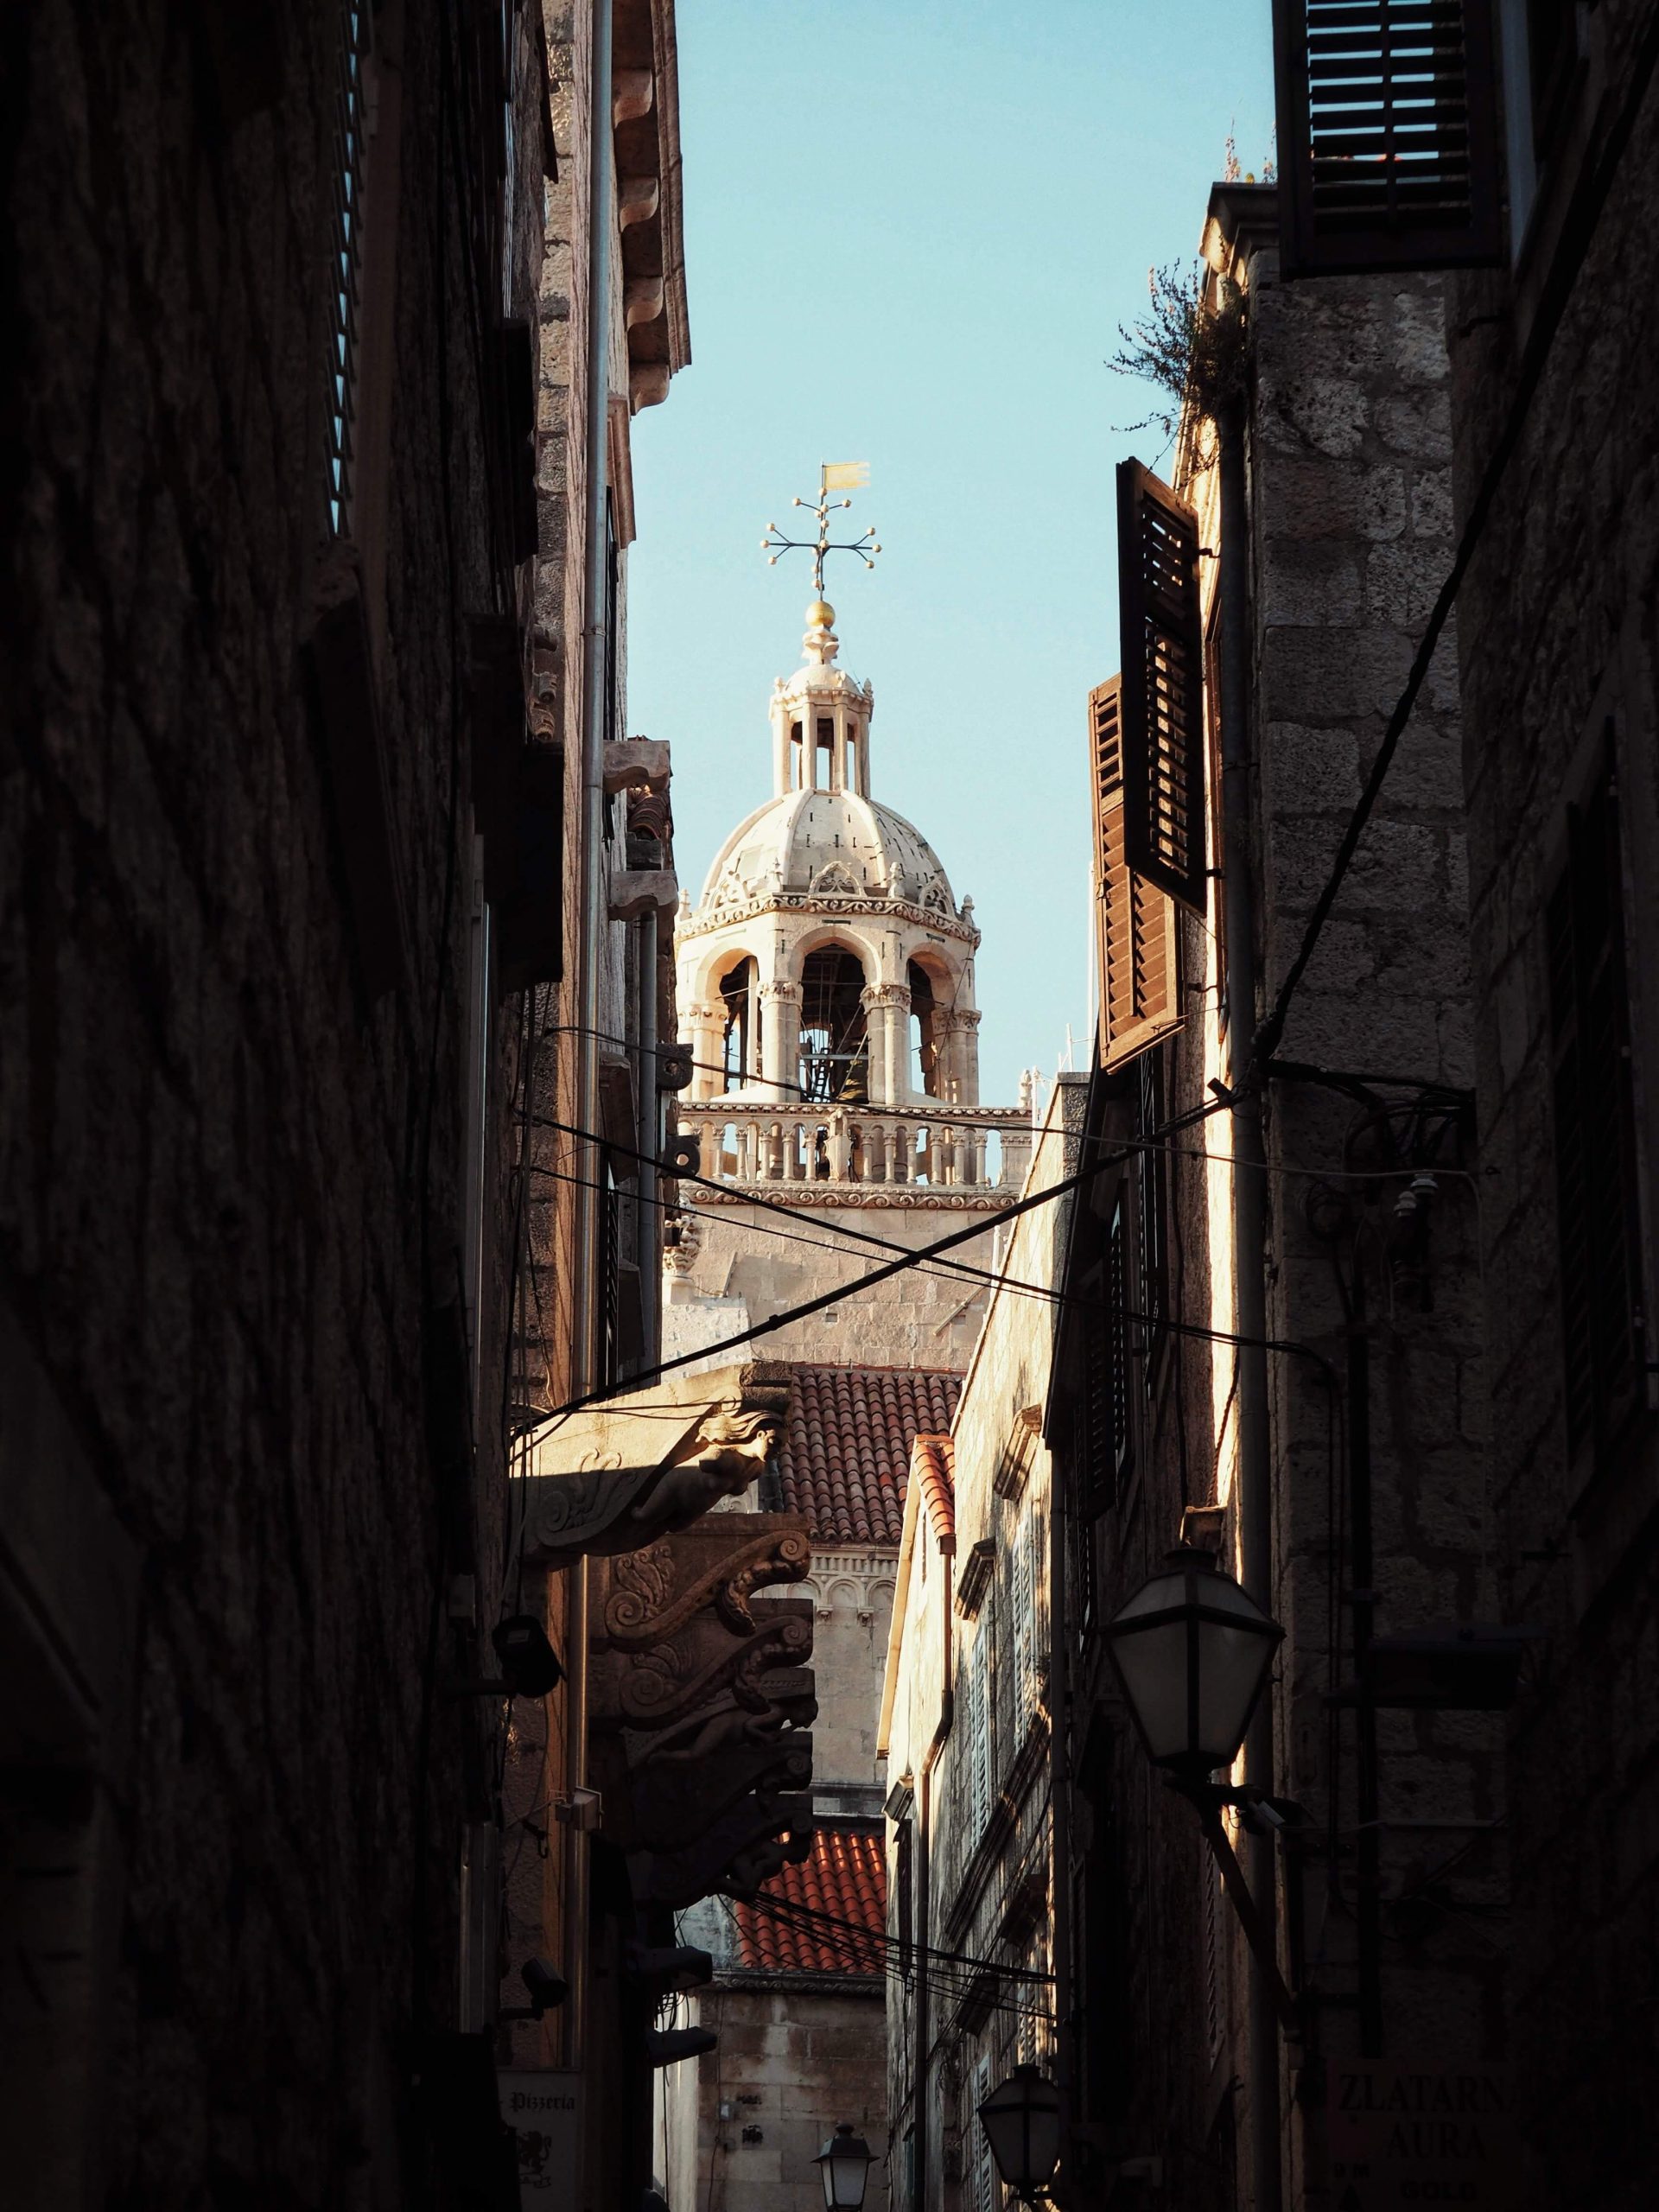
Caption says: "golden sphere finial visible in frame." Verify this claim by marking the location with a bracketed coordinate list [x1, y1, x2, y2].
[806, 599, 836, 631]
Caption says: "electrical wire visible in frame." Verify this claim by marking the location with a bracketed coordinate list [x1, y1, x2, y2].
[525, 1140, 1344, 1377]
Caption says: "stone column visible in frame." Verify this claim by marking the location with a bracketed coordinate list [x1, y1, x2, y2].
[861, 982, 911, 1107]
[685, 1001, 725, 1100]
[758, 980, 802, 1102]
[938, 1006, 982, 1105]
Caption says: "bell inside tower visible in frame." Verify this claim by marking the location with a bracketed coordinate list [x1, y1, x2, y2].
[798, 948, 869, 1102]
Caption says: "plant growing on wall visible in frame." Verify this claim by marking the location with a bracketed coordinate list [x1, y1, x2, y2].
[1107, 259, 1248, 462]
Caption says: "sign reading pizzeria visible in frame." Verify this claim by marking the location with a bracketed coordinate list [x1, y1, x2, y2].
[1325, 2063, 1531, 2209]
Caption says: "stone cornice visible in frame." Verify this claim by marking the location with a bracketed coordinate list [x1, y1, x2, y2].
[690, 1184, 1013, 1211]
[680, 891, 980, 947]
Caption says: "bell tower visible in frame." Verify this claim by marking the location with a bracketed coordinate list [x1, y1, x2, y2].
[664, 479, 1029, 1372]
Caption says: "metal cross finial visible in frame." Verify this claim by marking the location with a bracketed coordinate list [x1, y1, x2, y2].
[761, 464, 881, 596]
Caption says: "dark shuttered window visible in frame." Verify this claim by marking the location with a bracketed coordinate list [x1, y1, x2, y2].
[1090, 677, 1181, 1072]
[1548, 753, 1646, 1462]
[1273, 0, 1503, 276]
[1116, 461, 1207, 916]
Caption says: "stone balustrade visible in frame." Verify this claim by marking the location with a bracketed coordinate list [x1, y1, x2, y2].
[676, 1100, 1032, 1197]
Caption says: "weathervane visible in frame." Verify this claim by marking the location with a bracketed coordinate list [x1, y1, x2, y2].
[762, 463, 881, 596]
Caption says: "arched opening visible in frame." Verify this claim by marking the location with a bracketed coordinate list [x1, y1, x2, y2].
[799, 947, 868, 1103]
[908, 959, 943, 1098]
[719, 955, 760, 1090]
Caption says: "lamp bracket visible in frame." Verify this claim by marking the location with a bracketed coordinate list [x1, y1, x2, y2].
[1172, 1781, 1303, 2038]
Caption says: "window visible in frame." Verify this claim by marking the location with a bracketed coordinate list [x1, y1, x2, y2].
[1272, 0, 1504, 276]
[1136, 1050, 1170, 1365]
[1089, 677, 1181, 1071]
[326, 3, 373, 532]
[1117, 461, 1207, 915]
[719, 956, 759, 1090]
[1011, 1510, 1039, 1733]
[967, 1614, 993, 1838]
[1106, 1199, 1135, 1484]
[798, 947, 868, 1101]
[972, 2056, 996, 2212]
[816, 717, 836, 789]
[1548, 747, 1645, 1464]
[909, 960, 942, 1097]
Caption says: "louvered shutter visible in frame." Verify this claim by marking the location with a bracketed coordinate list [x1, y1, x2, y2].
[1090, 677, 1181, 1071]
[1116, 461, 1206, 916]
[968, 1619, 991, 1837]
[973, 2056, 996, 2212]
[1273, 0, 1503, 276]
[1011, 1516, 1034, 1732]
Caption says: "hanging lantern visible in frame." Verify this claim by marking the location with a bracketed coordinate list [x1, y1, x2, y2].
[976, 2066, 1063, 2204]
[1103, 1547, 1283, 1780]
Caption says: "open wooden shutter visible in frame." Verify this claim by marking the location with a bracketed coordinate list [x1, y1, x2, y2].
[1090, 677, 1181, 1071]
[1273, 0, 1503, 276]
[1116, 461, 1206, 914]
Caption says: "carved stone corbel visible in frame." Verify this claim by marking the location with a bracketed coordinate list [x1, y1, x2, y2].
[628, 1790, 815, 1909]
[524, 1365, 787, 1567]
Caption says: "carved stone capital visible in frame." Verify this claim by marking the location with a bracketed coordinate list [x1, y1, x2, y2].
[758, 980, 802, 1005]
[861, 983, 912, 1011]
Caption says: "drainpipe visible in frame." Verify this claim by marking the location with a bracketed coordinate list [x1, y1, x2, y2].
[564, 0, 613, 2076]
[1219, 391, 1283, 2212]
[914, 1582, 954, 2212]
[637, 909, 661, 1371]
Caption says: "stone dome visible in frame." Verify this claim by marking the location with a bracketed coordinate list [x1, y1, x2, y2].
[698, 787, 959, 919]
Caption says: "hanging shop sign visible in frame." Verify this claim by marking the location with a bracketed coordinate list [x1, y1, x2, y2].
[1325, 2063, 1531, 2209]
[499, 2070, 581, 2205]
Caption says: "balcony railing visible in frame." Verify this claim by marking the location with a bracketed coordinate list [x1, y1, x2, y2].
[677, 1101, 1032, 1197]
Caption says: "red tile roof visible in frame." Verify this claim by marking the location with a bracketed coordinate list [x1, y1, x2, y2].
[912, 1435, 956, 1548]
[775, 1366, 963, 1543]
[734, 1825, 887, 1975]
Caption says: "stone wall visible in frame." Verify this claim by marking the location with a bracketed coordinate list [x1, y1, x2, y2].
[0, 3, 550, 2199]
[686, 1981, 889, 2212]
[1444, 10, 1659, 2202]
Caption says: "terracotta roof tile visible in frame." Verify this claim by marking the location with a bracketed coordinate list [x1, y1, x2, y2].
[775, 1366, 963, 1543]
[912, 1435, 956, 1548]
[734, 1825, 887, 1975]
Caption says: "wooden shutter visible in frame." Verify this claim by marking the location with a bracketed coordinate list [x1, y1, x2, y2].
[1116, 461, 1206, 915]
[1548, 754, 1646, 1460]
[968, 1618, 991, 1837]
[1273, 0, 1503, 276]
[1011, 1515, 1035, 1733]
[973, 2056, 996, 2212]
[1090, 677, 1181, 1071]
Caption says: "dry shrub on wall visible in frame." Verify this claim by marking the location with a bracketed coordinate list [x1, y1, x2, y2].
[1107, 258, 1249, 465]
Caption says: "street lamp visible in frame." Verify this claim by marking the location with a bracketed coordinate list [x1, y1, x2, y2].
[815, 2123, 874, 2211]
[1101, 1546, 1283, 1782]
[976, 2065, 1062, 2206]
[1103, 1547, 1300, 2035]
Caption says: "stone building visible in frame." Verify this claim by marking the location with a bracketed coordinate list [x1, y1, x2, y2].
[1258, 7, 1659, 2201]
[880, 1079, 1084, 2212]
[1046, 179, 1499, 2208]
[0, 1, 564, 2202]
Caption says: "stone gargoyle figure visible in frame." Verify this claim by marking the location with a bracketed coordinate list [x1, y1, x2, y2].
[524, 1363, 786, 1568]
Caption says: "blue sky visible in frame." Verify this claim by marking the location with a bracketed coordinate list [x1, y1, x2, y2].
[628, 1, 1275, 1107]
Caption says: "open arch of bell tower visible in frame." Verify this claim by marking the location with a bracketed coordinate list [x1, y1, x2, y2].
[664, 598, 1031, 1374]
